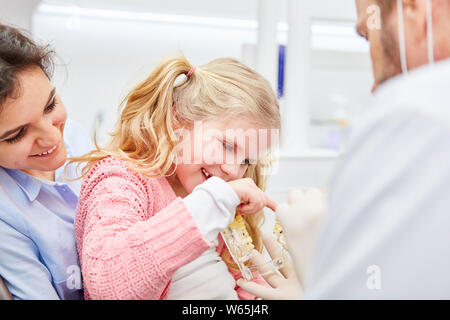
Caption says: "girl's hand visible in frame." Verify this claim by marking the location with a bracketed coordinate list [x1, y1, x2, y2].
[228, 178, 277, 215]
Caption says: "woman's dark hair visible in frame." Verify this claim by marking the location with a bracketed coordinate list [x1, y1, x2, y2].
[0, 24, 55, 108]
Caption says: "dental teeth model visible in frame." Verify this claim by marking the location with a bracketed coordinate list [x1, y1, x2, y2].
[221, 215, 254, 280]
[273, 220, 288, 251]
[221, 214, 289, 280]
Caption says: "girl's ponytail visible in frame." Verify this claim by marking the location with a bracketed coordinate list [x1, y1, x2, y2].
[72, 56, 194, 178]
[116, 57, 192, 174]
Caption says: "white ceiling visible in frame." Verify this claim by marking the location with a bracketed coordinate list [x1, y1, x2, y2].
[40, 0, 358, 22]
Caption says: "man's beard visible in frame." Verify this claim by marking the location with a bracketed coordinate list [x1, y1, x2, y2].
[378, 19, 404, 87]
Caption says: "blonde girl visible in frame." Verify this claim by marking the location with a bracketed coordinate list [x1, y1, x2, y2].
[72, 56, 281, 300]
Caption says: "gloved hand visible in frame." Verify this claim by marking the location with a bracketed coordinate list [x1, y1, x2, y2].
[276, 188, 326, 285]
[236, 234, 303, 300]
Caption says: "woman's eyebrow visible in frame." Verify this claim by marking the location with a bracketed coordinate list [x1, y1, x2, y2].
[0, 87, 56, 141]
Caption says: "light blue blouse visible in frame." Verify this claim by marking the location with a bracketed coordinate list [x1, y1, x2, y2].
[0, 119, 92, 300]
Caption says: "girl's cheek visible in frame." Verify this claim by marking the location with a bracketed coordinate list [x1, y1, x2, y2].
[205, 148, 222, 165]
[176, 139, 195, 165]
[201, 140, 221, 165]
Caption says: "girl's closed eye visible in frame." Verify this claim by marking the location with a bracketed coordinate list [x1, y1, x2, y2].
[222, 140, 250, 165]
[223, 141, 234, 152]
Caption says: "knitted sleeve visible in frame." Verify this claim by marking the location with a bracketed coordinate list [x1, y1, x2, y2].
[75, 158, 211, 300]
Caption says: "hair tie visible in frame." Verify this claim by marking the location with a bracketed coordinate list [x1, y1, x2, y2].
[186, 66, 196, 78]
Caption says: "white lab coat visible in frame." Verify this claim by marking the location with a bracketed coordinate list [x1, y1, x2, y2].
[304, 58, 450, 299]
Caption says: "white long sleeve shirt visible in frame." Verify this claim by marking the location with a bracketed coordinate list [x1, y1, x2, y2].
[168, 177, 240, 300]
[305, 58, 450, 299]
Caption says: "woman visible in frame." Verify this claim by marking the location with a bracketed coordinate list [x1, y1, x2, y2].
[0, 24, 91, 299]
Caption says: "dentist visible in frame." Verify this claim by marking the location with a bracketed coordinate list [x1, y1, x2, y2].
[238, 0, 450, 299]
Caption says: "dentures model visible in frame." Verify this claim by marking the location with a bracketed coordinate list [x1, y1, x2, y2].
[221, 215, 288, 280]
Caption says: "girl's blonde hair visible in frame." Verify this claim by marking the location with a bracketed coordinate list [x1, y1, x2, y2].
[71, 55, 280, 272]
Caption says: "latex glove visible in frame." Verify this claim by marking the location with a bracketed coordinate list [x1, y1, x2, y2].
[276, 188, 326, 285]
[236, 234, 303, 300]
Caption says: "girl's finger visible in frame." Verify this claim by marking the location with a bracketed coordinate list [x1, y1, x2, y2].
[264, 194, 277, 212]
[238, 200, 260, 215]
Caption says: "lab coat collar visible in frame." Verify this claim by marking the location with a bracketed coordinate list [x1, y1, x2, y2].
[374, 57, 450, 103]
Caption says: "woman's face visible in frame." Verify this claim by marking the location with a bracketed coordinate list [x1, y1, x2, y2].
[0, 66, 67, 179]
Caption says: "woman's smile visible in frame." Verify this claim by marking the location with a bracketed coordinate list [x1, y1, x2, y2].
[30, 142, 60, 158]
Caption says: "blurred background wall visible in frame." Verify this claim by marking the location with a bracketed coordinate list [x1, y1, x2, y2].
[1, 0, 375, 214]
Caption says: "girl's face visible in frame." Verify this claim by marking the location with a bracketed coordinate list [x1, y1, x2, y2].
[0, 66, 67, 180]
[170, 118, 276, 196]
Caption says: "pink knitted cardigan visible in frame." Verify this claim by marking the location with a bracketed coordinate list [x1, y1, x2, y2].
[75, 156, 261, 300]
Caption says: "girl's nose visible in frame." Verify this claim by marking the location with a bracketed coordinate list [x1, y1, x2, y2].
[220, 163, 242, 181]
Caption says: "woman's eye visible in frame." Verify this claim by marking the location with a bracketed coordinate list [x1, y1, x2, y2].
[242, 159, 250, 166]
[44, 98, 57, 114]
[5, 127, 27, 144]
